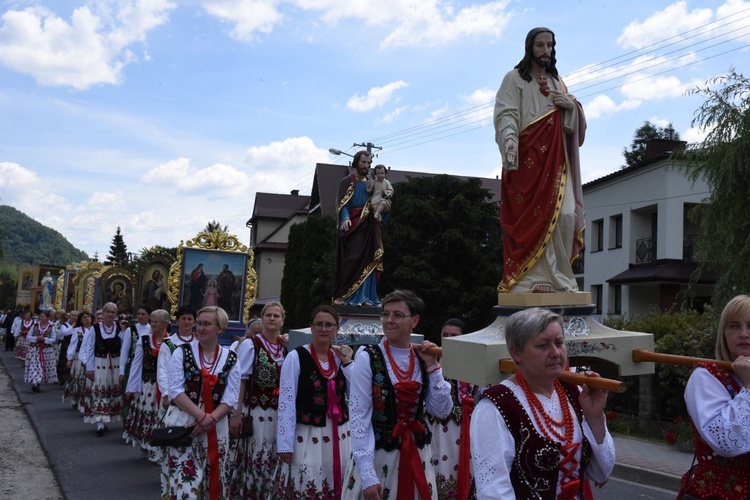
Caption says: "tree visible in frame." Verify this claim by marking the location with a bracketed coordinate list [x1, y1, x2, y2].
[279, 215, 336, 328]
[204, 220, 228, 233]
[105, 226, 129, 267]
[380, 175, 503, 341]
[622, 120, 680, 168]
[678, 69, 750, 307]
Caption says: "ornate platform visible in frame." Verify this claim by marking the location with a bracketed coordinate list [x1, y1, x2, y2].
[442, 296, 655, 387]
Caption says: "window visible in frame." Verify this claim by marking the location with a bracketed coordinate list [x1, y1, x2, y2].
[609, 215, 622, 249]
[609, 284, 622, 315]
[591, 285, 603, 314]
[591, 219, 604, 252]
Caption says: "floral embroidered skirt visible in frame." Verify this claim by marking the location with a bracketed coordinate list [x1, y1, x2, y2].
[228, 405, 279, 499]
[275, 420, 351, 499]
[15, 335, 28, 361]
[341, 445, 438, 499]
[161, 406, 232, 499]
[24, 344, 58, 385]
[123, 379, 163, 462]
[427, 417, 476, 500]
[63, 358, 87, 406]
[80, 355, 122, 423]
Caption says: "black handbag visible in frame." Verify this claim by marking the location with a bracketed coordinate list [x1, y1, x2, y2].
[150, 426, 193, 447]
[239, 414, 253, 438]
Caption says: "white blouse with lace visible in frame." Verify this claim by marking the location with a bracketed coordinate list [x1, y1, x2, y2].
[276, 345, 352, 453]
[685, 366, 750, 458]
[348, 340, 453, 489]
[470, 379, 615, 499]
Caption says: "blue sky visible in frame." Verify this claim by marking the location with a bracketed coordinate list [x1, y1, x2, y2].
[0, 0, 748, 258]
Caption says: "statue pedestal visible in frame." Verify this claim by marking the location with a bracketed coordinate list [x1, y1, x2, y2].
[441, 293, 655, 387]
[288, 305, 423, 349]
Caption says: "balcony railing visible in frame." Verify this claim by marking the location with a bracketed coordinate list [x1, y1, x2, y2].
[634, 235, 703, 264]
[635, 237, 655, 264]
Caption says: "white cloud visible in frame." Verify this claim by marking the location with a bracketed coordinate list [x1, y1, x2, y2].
[142, 158, 251, 196]
[244, 136, 330, 193]
[621, 74, 694, 101]
[617, 1, 713, 49]
[585, 95, 640, 119]
[200, 0, 282, 42]
[683, 125, 711, 144]
[200, 0, 513, 47]
[462, 87, 494, 106]
[0, 161, 39, 187]
[380, 106, 406, 124]
[648, 117, 672, 129]
[0, 1, 175, 89]
[347, 81, 408, 112]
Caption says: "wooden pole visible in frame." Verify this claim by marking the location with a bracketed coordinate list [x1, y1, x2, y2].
[416, 344, 627, 393]
[632, 349, 733, 370]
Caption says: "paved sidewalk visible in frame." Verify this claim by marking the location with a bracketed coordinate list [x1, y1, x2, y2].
[611, 434, 694, 492]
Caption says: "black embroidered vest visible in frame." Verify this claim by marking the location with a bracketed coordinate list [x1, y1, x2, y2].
[480, 382, 592, 500]
[139, 335, 158, 384]
[246, 335, 286, 411]
[179, 344, 237, 408]
[294, 346, 348, 427]
[93, 323, 121, 358]
[365, 344, 431, 452]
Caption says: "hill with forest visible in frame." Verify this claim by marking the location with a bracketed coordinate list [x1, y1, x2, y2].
[0, 205, 89, 266]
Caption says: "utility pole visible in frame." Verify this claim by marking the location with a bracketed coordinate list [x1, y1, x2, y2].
[353, 142, 382, 156]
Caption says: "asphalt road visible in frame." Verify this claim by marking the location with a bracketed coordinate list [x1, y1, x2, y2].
[0, 348, 159, 500]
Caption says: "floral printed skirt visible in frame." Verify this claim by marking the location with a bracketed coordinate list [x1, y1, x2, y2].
[427, 417, 475, 500]
[15, 335, 28, 361]
[161, 406, 231, 499]
[228, 405, 278, 499]
[24, 344, 58, 385]
[63, 358, 87, 405]
[275, 420, 351, 499]
[123, 380, 163, 462]
[80, 355, 122, 423]
[341, 445, 438, 499]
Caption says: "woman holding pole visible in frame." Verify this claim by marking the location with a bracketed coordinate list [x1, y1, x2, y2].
[678, 295, 750, 499]
[470, 307, 615, 499]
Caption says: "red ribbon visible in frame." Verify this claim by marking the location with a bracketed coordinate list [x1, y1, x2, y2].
[391, 381, 430, 500]
[326, 378, 343, 498]
[558, 441, 581, 500]
[200, 367, 220, 500]
[457, 397, 474, 500]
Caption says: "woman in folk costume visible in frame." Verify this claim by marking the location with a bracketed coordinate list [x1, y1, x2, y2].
[120, 306, 152, 421]
[123, 308, 170, 461]
[14, 310, 33, 362]
[343, 290, 452, 500]
[228, 301, 288, 499]
[64, 310, 92, 409]
[427, 318, 478, 500]
[161, 306, 239, 499]
[276, 306, 354, 498]
[470, 308, 615, 499]
[25, 311, 58, 392]
[79, 302, 122, 436]
[678, 295, 750, 499]
[157, 306, 196, 415]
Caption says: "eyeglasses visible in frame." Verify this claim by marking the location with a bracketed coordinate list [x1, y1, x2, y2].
[378, 311, 413, 322]
[196, 321, 216, 328]
[312, 322, 338, 330]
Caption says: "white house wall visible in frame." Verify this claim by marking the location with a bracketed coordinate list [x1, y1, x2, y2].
[582, 160, 708, 320]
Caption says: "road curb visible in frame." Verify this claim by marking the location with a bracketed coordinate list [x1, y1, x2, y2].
[611, 462, 683, 493]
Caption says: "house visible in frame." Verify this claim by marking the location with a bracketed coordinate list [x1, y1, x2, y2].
[247, 162, 501, 305]
[247, 190, 311, 304]
[579, 139, 714, 320]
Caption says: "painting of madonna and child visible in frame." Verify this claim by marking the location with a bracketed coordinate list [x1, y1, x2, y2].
[180, 248, 246, 322]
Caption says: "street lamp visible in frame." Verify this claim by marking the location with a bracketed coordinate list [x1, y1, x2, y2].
[328, 148, 354, 158]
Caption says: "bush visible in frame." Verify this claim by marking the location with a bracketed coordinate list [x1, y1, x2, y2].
[615, 307, 717, 419]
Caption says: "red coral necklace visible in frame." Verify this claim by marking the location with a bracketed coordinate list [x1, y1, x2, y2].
[310, 344, 336, 379]
[516, 370, 574, 444]
[383, 340, 415, 383]
[199, 344, 220, 373]
[262, 334, 284, 358]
